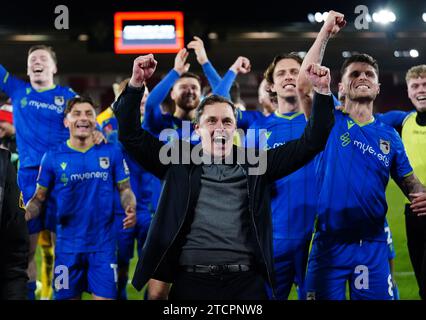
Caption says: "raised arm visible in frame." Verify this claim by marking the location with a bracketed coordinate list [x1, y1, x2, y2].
[267, 63, 334, 181]
[114, 54, 170, 179]
[117, 180, 137, 229]
[213, 56, 251, 99]
[144, 49, 190, 134]
[0, 64, 26, 97]
[395, 174, 426, 215]
[187, 36, 222, 88]
[297, 10, 346, 118]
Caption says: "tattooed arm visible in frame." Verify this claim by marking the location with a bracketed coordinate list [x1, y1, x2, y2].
[297, 10, 346, 118]
[395, 173, 426, 216]
[25, 186, 48, 221]
[117, 180, 137, 229]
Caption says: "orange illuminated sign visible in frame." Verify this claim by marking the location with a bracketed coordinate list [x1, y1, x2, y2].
[114, 11, 184, 54]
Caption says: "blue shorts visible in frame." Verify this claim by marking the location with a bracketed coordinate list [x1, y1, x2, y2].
[305, 233, 393, 300]
[384, 225, 396, 260]
[114, 212, 151, 265]
[266, 238, 311, 300]
[53, 250, 118, 300]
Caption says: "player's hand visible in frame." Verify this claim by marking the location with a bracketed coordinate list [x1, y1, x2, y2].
[24, 210, 32, 221]
[230, 56, 251, 74]
[174, 48, 190, 75]
[305, 63, 331, 95]
[92, 130, 107, 145]
[123, 205, 136, 229]
[129, 54, 158, 88]
[187, 36, 208, 65]
[322, 10, 346, 36]
[410, 192, 426, 216]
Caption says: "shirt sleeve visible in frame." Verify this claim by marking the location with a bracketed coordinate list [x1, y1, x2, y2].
[376, 110, 412, 128]
[236, 109, 264, 132]
[245, 122, 264, 149]
[332, 94, 341, 108]
[390, 133, 414, 181]
[112, 145, 130, 185]
[202, 61, 222, 89]
[143, 69, 180, 135]
[37, 152, 55, 191]
[212, 69, 237, 99]
[0, 64, 26, 98]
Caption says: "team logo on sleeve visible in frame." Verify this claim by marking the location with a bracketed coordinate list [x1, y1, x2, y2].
[379, 139, 390, 155]
[99, 157, 110, 169]
[54, 96, 65, 106]
[123, 159, 130, 175]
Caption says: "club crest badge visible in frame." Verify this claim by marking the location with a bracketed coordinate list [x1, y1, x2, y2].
[99, 157, 110, 169]
[379, 139, 390, 155]
[54, 96, 65, 106]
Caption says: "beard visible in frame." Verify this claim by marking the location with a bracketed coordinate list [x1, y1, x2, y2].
[347, 91, 377, 104]
[176, 94, 200, 111]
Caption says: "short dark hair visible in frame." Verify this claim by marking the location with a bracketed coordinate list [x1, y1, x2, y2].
[65, 96, 96, 115]
[194, 94, 237, 124]
[340, 53, 379, 78]
[28, 45, 58, 66]
[175, 72, 202, 87]
[264, 52, 303, 85]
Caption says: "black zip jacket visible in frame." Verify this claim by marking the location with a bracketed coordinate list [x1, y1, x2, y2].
[113, 85, 334, 296]
[0, 149, 29, 300]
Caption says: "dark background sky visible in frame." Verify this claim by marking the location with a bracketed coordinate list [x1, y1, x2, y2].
[1, 0, 425, 110]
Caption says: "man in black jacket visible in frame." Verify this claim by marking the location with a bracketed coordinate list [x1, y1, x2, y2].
[113, 54, 335, 300]
[0, 148, 29, 299]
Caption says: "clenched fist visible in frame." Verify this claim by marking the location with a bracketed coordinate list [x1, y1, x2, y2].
[305, 63, 331, 95]
[129, 54, 158, 88]
[230, 56, 251, 74]
[322, 10, 346, 37]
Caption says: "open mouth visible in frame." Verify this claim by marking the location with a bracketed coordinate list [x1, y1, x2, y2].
[76, 124, 90, 129]
[416, 95, 426, 102]
[33, 67, 44, 74]
[183, 94, 196, 100]
[213, 135, 228, 145]
[283, 84, 296, 89]
[355, 84, 370, 89]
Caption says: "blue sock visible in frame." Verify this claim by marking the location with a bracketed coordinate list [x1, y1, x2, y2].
[27, 281, 36, 300]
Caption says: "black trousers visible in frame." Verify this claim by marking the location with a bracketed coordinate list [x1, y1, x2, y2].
[405, 204, 426, 300]
[169, 269, 268, 300]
